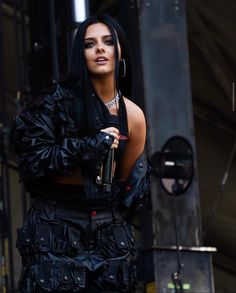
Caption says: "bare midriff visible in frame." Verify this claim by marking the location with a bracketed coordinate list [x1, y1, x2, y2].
[53, 167, 84, 185]
[53, 160, 117, 185]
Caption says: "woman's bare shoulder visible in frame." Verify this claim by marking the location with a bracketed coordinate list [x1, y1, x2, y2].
[123, 97, 146, 124]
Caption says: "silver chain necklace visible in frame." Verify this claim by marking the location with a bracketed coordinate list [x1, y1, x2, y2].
[104, 93, 120, 109]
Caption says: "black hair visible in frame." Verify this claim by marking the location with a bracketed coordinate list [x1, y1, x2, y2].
[69, 14, 132, 99]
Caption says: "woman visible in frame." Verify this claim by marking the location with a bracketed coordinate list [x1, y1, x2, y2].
[12, 14, 150, 293]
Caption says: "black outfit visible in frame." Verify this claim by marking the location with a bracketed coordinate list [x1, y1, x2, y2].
[12, 84, 150, 293]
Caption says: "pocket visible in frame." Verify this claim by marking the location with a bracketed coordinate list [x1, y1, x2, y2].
[112, 225, 130, 252]
[35, 223, 52, 252]
[119, 262, 137, 292]
[18, 267, 35, 293]
[50, 223, 84, 255]
[102, 260, 120, 290]
[18, 262, 87, 293]
[66, 227, 84, 255]
[17, 221, 84, 256]
[130, 263, 137, 290]
[97, 226, 117, 257]
[123, 223, 137, 254]
[54, 262, 72, 292]
[16, 226, 35, 255]
[102, 260, 137, 292]
[50, 223, 67, 253]
[16, 223, 54, 255]
[34, 263, 54, 292]
[97, 223, 136, 258]
[72, 263, 86, 291]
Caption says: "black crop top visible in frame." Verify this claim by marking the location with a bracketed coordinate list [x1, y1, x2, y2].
[112, 97, 128, 164]
[70, 88, 128, 173]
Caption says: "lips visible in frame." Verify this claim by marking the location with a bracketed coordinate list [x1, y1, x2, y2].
[95, 57, 108, 63]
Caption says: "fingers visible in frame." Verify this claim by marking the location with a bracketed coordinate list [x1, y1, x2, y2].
[111, 138, 119, 149]
[109, 127, 119, 138]
[100, 127, 120, 149]
[101, 127, 119, 139]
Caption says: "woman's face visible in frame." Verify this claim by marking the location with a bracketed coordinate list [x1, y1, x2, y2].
[84, 22, 121, 77]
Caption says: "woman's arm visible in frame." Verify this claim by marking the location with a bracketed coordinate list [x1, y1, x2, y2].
[11, 94, 116, 181]
[118, 98, 146, 181]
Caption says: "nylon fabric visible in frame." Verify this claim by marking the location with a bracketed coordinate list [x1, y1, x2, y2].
[17, 199, 137, 292]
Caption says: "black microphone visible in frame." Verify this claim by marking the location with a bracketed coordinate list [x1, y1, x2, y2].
[102, 115, 119, 192]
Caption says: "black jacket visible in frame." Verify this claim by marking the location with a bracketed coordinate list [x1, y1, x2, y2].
[11, 84, 150, 208]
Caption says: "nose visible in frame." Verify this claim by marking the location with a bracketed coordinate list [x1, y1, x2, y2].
[96, 44, 105, 54]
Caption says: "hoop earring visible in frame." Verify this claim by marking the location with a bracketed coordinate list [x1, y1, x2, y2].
[120, 58, 126, 78]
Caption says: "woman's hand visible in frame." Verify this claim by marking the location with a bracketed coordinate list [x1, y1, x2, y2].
[100, 127, 119, 149]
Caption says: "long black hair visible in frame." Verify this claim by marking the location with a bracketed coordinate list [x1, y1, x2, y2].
[69, 14, 132, 100]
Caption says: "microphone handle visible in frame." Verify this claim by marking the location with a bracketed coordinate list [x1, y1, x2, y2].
[102, 114, 118, 192]
[102, 148, 114, 192]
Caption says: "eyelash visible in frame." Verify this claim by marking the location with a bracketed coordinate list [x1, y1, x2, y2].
[84, 42, 94, 49]
[105, 39, 114, 46]
[84, 39, 114, 49]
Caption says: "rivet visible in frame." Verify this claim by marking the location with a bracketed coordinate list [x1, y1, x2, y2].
[26, 238, 30, 242]
[64, 276, 68, 280]
[125, 185, 131, 192]
[40, 279, 45, 283]
[40, 237, 44, 241]
[96, 175, 101, 184]
[77, 277, 81, 281]
[105, 135, 109, 140]
[120, 241, 125, 246]
[109, 275, 114, 280]
[91, 210, 97, 217]
[73, 241, 77, 245]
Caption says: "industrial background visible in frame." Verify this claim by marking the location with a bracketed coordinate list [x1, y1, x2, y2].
[0, 0, 236, 292]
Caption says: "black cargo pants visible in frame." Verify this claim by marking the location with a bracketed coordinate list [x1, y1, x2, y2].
[17, 199, 137, 292]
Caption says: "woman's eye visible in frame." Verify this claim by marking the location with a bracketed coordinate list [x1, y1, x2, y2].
[84, 42, 94, 49]
[104, 39, 114, 46]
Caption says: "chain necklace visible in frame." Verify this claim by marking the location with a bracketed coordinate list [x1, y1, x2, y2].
[104, 93, 120, 109]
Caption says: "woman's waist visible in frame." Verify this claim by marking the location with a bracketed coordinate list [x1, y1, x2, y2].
[53, 167, 84, 185]
[31, 198, 123, 221]
[30, 180, 121, 209]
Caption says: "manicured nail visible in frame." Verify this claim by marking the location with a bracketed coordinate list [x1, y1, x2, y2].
[119, 135, 128, 140]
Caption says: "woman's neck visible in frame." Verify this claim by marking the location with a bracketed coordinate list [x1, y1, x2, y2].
[91, 75, 117, 103]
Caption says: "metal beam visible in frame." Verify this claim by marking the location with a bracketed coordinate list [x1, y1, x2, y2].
[187, 4, 233, 103]
[139, 0, 201, 247]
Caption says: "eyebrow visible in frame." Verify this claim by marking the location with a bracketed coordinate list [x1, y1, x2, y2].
[84, 34, 112, 41]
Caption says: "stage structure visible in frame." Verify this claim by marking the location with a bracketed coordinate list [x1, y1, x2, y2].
[0, 1, 14, 292]
[137, 0, 216, 292]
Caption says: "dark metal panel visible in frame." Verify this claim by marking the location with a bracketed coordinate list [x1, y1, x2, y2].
[154, 248, 215, 292]
[139, 0, 202, 246]
[0, 1, 14, 291]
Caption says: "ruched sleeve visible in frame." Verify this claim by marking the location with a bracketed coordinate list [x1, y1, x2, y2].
[11, 91, 114, 181]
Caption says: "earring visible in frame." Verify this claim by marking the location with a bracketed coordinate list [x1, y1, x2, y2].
[120, 58, 126, 78]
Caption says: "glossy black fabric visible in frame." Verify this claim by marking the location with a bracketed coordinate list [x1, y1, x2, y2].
[17, 199, 137, 293]
[11, 84, 150, 208]
[11, 85, 114, 182]
[12, 84, 150, 292]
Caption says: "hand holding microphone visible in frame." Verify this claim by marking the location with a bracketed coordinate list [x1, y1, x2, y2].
[100, 127, 120, 149]
[100, 115, 120, 192]
[100, 126, 119, 192]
